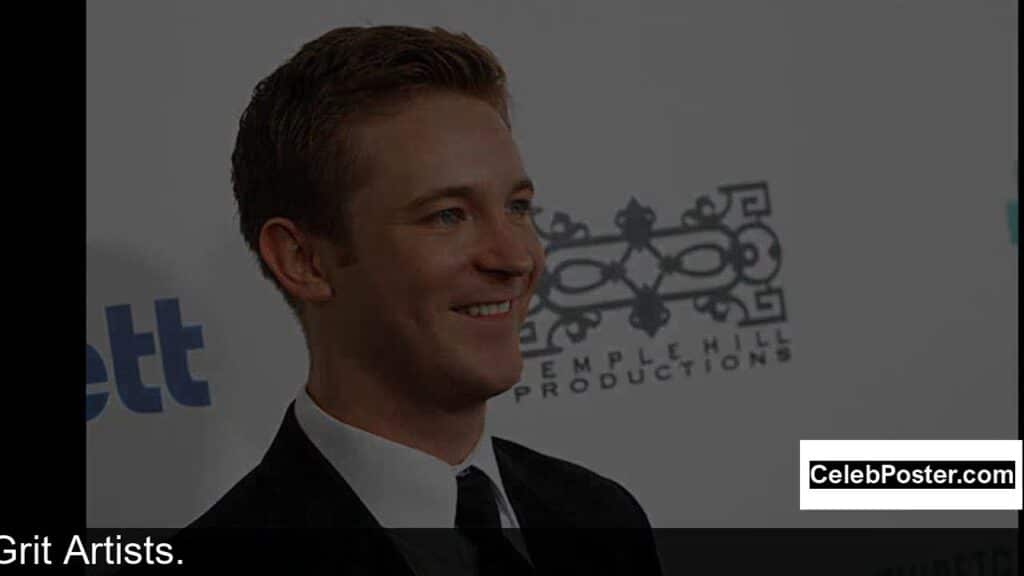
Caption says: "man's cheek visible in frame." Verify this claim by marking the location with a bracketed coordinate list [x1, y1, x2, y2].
[518, 285, 535, 322]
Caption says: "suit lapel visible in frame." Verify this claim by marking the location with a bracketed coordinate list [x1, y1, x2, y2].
[260, 402, 380, 527]
[259, 403, 417, 575]
[493, 438, 633, 574]
[493, 437, 578, 573]
[492, 437, 567, 529]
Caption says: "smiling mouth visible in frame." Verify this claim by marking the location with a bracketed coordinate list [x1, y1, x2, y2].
[452, 300, 513, 318]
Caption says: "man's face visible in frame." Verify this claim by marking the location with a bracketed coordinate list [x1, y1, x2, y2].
[322, 90, 544, 410]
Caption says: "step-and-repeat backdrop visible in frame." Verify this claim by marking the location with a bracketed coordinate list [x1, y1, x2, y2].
[87, 0, 1018, 528]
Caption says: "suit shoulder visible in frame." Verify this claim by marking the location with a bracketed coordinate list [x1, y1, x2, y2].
[185, 463, 284, 528]
[493, 437, 651, 528]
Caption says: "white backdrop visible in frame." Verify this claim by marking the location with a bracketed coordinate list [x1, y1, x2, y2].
[87, 0, 1018, 528]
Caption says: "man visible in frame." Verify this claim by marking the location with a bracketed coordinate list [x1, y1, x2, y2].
[186, 25, 662, 575]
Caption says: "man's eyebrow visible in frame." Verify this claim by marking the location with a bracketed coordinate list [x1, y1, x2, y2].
[510, 177, 535, 194]
[403, 178, 535, 212]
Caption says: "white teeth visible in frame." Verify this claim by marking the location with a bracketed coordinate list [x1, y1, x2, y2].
[458, 300, 511, 317]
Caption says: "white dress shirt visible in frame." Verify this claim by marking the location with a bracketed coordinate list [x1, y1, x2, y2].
[293, 387, 532, 573]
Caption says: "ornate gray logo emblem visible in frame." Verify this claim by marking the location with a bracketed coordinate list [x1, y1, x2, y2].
[521, 181, 784, 358]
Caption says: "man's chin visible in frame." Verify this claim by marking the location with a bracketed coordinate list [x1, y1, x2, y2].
[483, 377, 519, 399]
[456, 363, 523, 401]
[435, 377, 517, 412]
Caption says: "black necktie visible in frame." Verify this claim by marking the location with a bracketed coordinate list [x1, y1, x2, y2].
[455, 466, 535, 575]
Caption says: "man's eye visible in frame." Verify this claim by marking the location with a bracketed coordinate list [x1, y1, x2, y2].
[508, 199, 534, 216]
[431, 207, 465, 226]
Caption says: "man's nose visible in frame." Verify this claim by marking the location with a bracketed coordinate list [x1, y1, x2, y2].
[475, 220, 535, 279]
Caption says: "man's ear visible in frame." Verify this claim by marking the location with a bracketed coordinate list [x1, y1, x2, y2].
[258, 218, 334, 304]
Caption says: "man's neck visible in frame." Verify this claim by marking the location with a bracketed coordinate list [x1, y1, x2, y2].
[305, 356, 487, 466]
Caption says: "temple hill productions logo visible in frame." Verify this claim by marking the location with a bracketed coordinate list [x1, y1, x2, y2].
[86, 298, 210, 421]
[514, 181, 791, 403]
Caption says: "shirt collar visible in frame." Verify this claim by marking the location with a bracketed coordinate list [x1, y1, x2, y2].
[293, 386, 515, 528]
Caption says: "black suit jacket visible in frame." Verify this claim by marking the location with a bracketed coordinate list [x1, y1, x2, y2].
[179, 402, 663, 574]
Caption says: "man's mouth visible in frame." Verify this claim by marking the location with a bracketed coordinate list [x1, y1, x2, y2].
[452, 300, 513, 318]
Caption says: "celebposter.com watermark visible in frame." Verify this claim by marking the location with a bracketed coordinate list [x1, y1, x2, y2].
[800, 440, 1023, 510]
